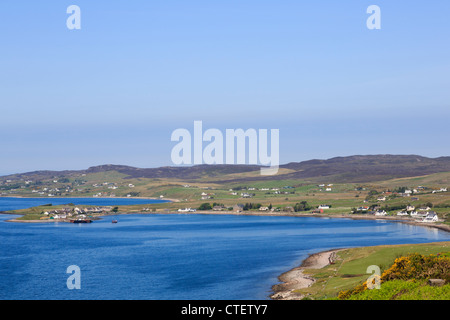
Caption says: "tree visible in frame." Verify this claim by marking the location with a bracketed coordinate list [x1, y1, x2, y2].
[198, 203, 212, 210]
[293, 201, 312, 212]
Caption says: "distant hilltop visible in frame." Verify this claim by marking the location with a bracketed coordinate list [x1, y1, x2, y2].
[2, 154, 450, 184]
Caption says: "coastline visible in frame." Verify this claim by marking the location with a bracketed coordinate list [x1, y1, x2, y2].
[2, 204, 449, 299]
[2, 207, 450, 234]
[270, 249, 342, 300]
[144, 210, 450, 234]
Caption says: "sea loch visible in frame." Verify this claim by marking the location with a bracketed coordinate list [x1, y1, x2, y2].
[1, 200, 448, 300]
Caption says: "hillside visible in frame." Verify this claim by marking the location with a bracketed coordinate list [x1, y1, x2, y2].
[3, 154, 450, 225]
[3, 155, 450, 184]
[278, 155, 450, 183]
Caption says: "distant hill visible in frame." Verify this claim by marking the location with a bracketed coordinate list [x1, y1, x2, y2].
[2, 155, 450, 184]
[277, 154, 450, 183]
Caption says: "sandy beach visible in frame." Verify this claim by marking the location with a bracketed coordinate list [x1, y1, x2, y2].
[270, 249, 341, 300]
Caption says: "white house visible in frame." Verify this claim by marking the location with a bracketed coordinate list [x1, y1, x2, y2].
[318, 205, 330, 209]
[410, 211, 426, 218]
[422, 212, 438, 223]
[377, 196, 386, 201]
[431, 188, 447, 193]
[397, 211, 409, 216]
[375, 210, 387, 216]
[325, 188, 332, 192]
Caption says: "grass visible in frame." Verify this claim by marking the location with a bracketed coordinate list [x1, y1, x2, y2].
[346, 279, 450, 300]
[297, 241, 450, 300]
[3, 169, 449, 226]
[15, 213, 45, 221]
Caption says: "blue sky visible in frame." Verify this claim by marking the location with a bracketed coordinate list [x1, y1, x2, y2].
[1, 1, 449, 175]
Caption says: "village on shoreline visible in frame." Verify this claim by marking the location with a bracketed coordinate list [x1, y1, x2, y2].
[2, 200, 450, 235]
[1, 179, 448, 231]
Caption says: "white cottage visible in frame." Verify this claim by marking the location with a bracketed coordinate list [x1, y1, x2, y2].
[422, 212, 438, 223]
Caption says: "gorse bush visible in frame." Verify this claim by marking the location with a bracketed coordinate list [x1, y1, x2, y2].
[381, 253, 450, 282]
[338, 253, 450, 300]
[338, 282, 368, 300]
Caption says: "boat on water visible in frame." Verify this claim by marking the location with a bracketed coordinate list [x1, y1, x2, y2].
[70, 219, 92, 223]
[112, 220, 118, 223]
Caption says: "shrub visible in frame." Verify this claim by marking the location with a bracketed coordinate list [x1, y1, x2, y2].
[198, 203, 212, 210]
[338, 253, 450, 300]
[338, 282, 368, 300]
[381, 253, 450, 282]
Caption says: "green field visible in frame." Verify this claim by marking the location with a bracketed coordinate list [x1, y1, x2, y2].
[1, 167, 449, 226]
[297, 241, 450, 300]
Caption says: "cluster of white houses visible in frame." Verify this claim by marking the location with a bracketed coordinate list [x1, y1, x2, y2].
[354, 205, 440, 222]
[228, 189, 294, 198]
[318, 184, 334, 192]
[396, 206, 439, 222]
[178, 208, 197, 213]
[201, 192, 215, 200]
[432, 188, 448, 194]
[42, 206, 113, 219]
[378, 186, 447, 198]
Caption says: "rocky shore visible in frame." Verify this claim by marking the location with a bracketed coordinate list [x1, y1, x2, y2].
[270, 249, 341, 300]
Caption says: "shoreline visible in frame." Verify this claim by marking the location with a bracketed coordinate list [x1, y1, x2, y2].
[2, 208, 450, 233]
[270, 249, 342, 300]
[1, 207, 449, 299]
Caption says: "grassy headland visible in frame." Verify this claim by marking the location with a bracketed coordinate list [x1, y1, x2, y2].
[274, 241, 450, 300]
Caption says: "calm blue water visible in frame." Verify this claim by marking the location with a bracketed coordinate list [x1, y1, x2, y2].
[0, 199, 449, 300]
